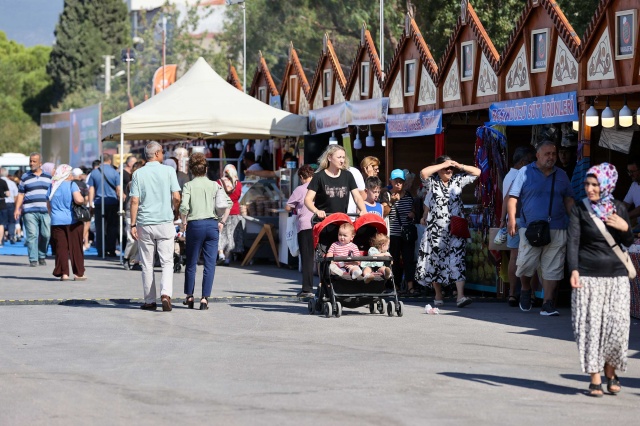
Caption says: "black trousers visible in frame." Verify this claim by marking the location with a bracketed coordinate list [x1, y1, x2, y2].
[390, 235, 416, 287]
[95, 204, 119, 255]
[298, 229, 314, 293]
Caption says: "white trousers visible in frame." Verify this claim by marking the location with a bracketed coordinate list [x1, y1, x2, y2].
[138, 222, 175, 303]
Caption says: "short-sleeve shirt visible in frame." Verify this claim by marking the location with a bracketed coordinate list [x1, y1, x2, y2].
[624, 182, 640, 208]
[328, 241, 360, 257]
[130, 162, 181, 226]
[87, 165, 120, 205]
[18, 171, 52, 214]
[2, 177, 18, 203]
[508, 162, 573, 229]
[347, 167, 366, 214]
[307, 169, 358, 214]
[46, 181, 80, 226]
[388, 192, 414, 236]
[287, 182, 313, 231]
[502, 168, 521, 218]
[0, 178, 8, 209]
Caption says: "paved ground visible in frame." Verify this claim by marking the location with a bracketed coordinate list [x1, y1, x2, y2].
[1, 254, 639, 425]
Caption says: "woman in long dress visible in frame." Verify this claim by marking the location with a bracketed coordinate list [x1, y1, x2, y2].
[415, 155, 480, 308]
[217, 164, 243, 266]
[568, 163, 633, 397]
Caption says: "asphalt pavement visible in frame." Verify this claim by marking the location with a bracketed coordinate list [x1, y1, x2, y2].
[1, 254, 639, 425]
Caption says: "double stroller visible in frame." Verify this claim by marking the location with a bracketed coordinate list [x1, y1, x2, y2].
[309, 213, 404, 318]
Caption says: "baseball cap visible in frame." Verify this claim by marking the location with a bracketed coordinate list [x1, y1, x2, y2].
[72, 168, 84, 177]
[390, 169, 405, 180]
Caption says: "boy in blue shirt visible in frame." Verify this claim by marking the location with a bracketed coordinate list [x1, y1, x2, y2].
[363, 176, 383, 217]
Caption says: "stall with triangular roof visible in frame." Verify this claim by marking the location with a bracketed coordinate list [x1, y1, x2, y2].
[226, 62, 243, 92]
[383, 13, 441, 180]
[578, 0, 640, 200]
[249, 51, 281, 109]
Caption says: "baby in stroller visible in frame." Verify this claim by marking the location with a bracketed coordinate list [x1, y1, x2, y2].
[326, 222, 363, 280]
[361, 233, 393, 283]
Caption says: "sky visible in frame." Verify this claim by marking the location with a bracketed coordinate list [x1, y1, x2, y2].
[0, 0, 64, 46]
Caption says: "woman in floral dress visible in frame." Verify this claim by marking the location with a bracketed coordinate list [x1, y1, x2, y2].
[415, 155, 480, 308]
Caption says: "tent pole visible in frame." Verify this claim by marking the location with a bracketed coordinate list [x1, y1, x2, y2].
[119, 132, 124, 264]
[101, 153, 105, 259]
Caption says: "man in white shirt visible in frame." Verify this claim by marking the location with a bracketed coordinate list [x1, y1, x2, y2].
[243, 152, 263, 173]
[623, 158, 640, 227]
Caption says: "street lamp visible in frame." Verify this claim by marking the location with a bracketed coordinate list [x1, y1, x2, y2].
[227, 0, 247, 93]
[380, 0, 384, 70]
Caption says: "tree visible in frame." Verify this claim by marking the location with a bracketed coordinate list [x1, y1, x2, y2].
[47, 0, 130, 106]
[0, 31, 51, 154]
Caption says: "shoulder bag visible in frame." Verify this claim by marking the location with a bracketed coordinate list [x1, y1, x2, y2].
[445, 179, 470, 239]
[214, 182, 232, 217]
[582, 198, 636, 279]
[523, 172, 555, 247]
[395, 198, 417, 243]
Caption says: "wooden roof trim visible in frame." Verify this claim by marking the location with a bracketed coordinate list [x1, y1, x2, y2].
[345, 25, 384, 96]
[499, 0, 581, 73]
[309, 34, 348, 98]
[279, 42, 311, 97]
[438, 1, 500, 75]
[579, 0, 613, 60]
[385, 15, 438, 90]
[226, 62, 243, 91]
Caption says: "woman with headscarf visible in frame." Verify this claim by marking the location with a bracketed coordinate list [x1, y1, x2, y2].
[217, 164, 243, 266]
[46, 164, 87, 281]
[568, 163, 633, 397]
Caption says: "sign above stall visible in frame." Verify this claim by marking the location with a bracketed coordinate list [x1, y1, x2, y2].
[488, 91, 578, 126]
[386, 109, 443, 138]
[309, 98, 389, 134]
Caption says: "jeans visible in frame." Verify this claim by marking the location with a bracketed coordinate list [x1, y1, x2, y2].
[184, 218, 219, 297]
[23, 212, 51, 262]
[4, 203, 16, 240]
[138, 222, 175, 303]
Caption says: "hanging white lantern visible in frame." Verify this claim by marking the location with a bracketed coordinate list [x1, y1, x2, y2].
[365, 129, 375, 147]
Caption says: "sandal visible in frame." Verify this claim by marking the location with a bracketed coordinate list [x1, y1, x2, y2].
[588, 382, 603, 397]
[183, 295, 194, 309]
[407, 288, 421, 296]
[606, 375, 621, 394]
[433, 299, 444, 306]
[507, 295, 518, 307]
[199, 297, 209, 311]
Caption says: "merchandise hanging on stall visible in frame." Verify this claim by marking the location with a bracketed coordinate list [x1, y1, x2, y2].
[474, 125, 508, 228]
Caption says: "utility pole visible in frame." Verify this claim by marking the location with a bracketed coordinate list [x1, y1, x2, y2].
[103, 55, 114, 98]
[162, 16, 167, 91]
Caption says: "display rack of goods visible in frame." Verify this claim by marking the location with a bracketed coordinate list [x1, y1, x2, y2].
[465, 229, 497, 284]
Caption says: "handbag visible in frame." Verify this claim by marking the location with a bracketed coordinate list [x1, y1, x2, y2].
[523, 172, 555, 247]
[72, 203, 91, 222]
[394, 200, 417, 243]
[582, 198, 636, 279]
[450, 215, 471, 239]
[286, 214, 300, 256]
[214, 182, 232, 217]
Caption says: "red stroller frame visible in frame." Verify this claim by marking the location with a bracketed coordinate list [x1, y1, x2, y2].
[309, 213, 403, 318]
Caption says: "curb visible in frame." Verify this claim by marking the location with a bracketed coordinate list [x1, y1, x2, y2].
[0, 294, 504, 307]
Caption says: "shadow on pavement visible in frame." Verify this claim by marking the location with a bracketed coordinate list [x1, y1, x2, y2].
[229, 302, 309, 315]
[1, 275, 60, 282]
[59, 299, 140, 309]
[439, 372, 582, 396]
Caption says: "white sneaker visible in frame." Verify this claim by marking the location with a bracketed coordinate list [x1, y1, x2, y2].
[364, 274, 374, 284]
[352, 270, 362, 280]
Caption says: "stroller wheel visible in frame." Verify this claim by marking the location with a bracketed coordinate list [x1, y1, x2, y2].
[307, 300, 315, 315]
[397, 301, 404, 317]
[377, 299, 386, 314]
[387, 300, 396, 317]
[369, 303, 375, 314]
[323, 302, 333, 318]
[335, 301, 342, 318]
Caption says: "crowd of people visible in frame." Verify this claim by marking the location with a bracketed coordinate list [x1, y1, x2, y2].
[1, 139, 635, 397]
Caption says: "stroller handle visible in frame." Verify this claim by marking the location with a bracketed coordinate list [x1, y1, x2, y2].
[311, 212, 360, 225]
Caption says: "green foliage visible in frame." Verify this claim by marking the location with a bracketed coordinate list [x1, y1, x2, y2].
[0, 31, 51, 154]
[47, 0, 130, 106]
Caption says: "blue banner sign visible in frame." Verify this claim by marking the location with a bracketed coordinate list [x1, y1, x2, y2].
[386, 109, 442, 138]
[489, 91, 578, 126]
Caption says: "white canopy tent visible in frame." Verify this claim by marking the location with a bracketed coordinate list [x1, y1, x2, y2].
[101, 57, 307, 141]
[100, 56, 307, 262]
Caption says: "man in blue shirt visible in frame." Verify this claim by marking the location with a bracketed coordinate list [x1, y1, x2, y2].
[507, 141, 574, 316]
[88, 153, 121, 257]
[13, 153, 52, 266]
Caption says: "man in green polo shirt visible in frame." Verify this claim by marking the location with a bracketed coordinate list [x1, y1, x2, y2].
[130, 141, 181, 312]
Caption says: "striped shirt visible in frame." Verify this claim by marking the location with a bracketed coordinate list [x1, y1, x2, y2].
[18, 171, 52, 214]
[388, 192, 414, 236]
[328, 242, 359, 258]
